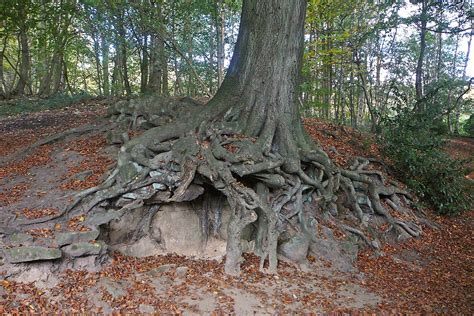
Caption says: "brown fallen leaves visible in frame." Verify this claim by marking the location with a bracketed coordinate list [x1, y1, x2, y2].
[67, 214, 90, 232]
[303, 118, 381, 167]
[26, 228, 54, 238]
[60, 135, 114, 191]
[0, 183, 30, 207]
[17, 207, 59, 219]
[357, 211, 474, 314]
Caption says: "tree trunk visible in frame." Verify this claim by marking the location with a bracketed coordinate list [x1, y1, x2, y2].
[93, 37, 103, 94]
[140, 35, 149, 94]
[454, 28, 472, 134]
[102, 35, 110, 96]
[207, 0, 308, 167]
[0, 38, 5, 98]
[14, 27, 30, 95]
[184, 10, 194, 96]
[51, 51, 64, 95]
[415, 0, 427, 105]
[147, 0, 165, 95]
[216, 0, 226, 87]
[161, 45, 168, 96]
[148, 34, 163, 95]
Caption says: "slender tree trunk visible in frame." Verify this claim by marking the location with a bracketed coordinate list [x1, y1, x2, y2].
[435, 6, 443, 81]
[102, 35, 110, 96]
[184, 9, 193, 96]
[415, 0, 427, 105]
[160, 0, 169, 96]
[454, 28, 472, 134]
[121, 36, 132, 96]
[0, 38, 5, 98]
[148, 1, 165, 95]
[140, 35, 149, 93]
[216, 0, 226, 87]
[349, 62, 356, 128]
[148, 34, 163, 94]
[14, 27, 30, 95]
[116, 12, 131, 96]
[51, 51, 64, 94]
[93, 37, 103, 94]
[447, 35, 459, 133]
[162, 50, 169, 96]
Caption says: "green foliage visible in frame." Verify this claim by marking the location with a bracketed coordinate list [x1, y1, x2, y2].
[462, 114, 474, 137]
[382, 106, 473, 215]
[0, 93, 93, 117]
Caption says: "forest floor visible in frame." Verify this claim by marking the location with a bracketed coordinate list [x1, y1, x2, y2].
[0, 101, 472, 314]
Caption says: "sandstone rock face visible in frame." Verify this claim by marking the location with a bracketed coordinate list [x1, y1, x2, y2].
[110, 201, 230, 259]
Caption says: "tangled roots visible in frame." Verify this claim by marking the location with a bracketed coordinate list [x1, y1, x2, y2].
[68, 96, 423, 275]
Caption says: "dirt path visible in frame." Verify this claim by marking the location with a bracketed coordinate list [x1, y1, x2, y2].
[0, 105, 472, 314]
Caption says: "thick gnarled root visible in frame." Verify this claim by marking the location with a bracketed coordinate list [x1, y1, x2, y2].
[68, 98, 423, 275]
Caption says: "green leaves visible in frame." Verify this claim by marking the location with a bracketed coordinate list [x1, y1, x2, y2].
[382, 105, 473, 215]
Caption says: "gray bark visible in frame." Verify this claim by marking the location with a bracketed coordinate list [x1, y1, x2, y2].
[102, 35, 110, 96]
[216, 0, 226, 87]
[454, 28, 472, 134]
[415, 0, 428, 105]
[14, 27, 30, 95]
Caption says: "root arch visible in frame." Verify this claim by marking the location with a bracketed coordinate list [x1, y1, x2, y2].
[67, 96, 423, 275]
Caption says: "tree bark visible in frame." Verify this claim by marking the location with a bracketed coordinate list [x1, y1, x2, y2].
[454, 28, 472, 134]
[140, 35, 149, 93]
[415, 0, 428, 105]
[102, 35, 110, 96]
[148, 1, 165, 95]
[14, 26, 30, 95]
[204, 0, 308, 173]
[148, 34, 163, 94]
[0, 37, 5, 98]
[216, 0, 226, 87]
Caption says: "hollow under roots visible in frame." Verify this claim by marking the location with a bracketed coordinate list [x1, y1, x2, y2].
[67, 96, 423, 276]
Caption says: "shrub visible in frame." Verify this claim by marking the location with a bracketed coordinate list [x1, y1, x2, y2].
[381, 107, 472, 215]
[463, 113, 474, 137]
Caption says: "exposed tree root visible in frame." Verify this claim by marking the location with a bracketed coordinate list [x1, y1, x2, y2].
[66, 96, 423, 275]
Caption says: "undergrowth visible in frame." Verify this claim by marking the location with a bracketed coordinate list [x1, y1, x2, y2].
[0, 92, 93, 117]
[381, 106, 473, 215]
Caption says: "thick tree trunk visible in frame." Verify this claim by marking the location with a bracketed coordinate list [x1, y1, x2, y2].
[206, 0, 308, 173]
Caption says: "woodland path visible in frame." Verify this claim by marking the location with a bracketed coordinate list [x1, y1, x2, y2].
[0, 101, 472, 314]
